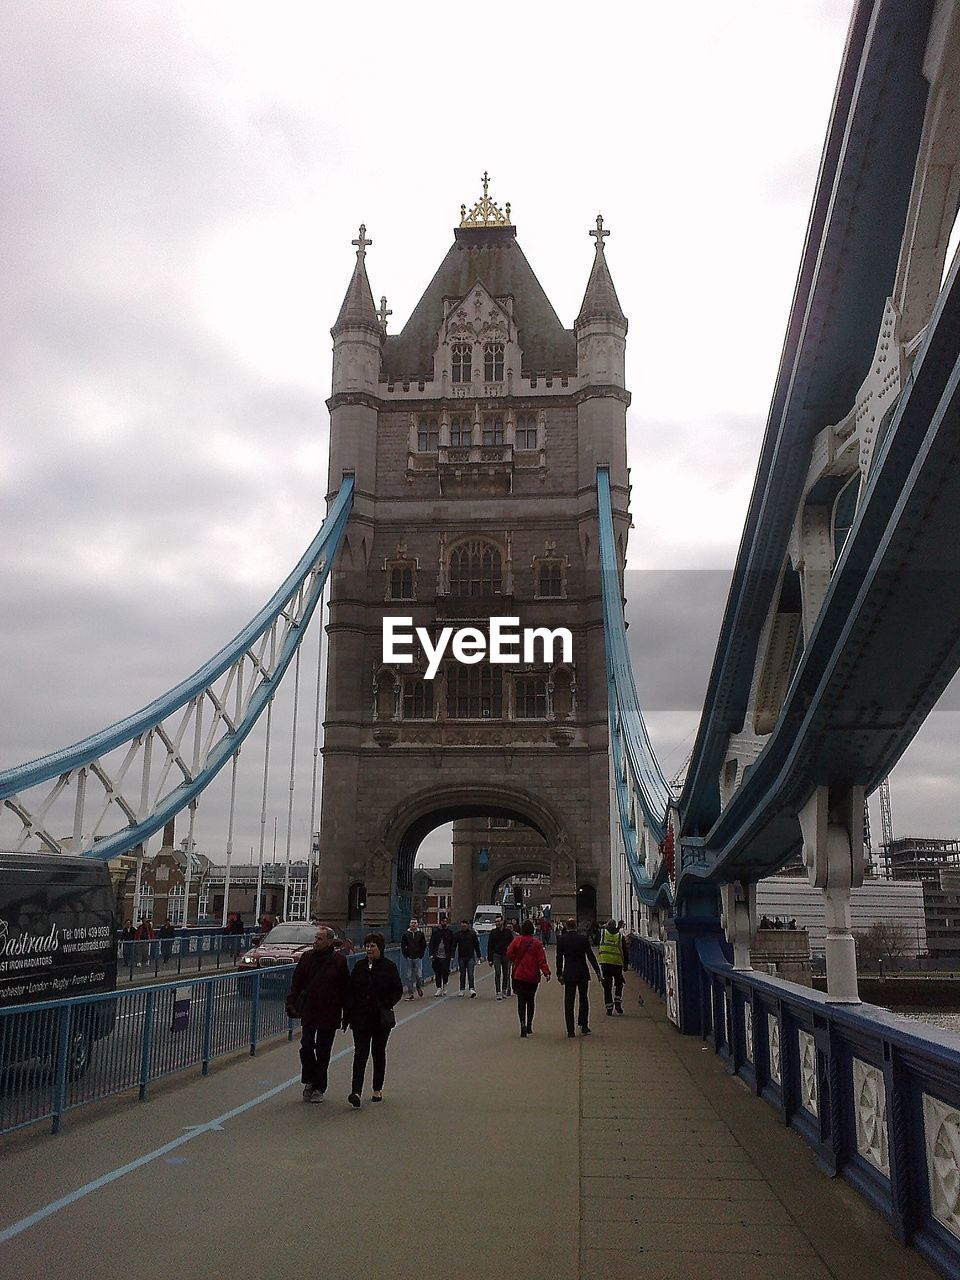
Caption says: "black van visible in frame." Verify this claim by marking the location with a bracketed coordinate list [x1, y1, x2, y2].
[0, 853, 118, 1078]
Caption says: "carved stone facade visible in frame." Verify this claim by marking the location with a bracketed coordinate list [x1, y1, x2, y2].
[317, 189, 631, 933]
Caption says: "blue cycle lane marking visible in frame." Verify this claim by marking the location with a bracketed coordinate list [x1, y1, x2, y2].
[0, 969, 495, 1246]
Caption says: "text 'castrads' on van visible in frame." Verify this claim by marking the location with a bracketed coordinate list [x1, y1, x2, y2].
[0, 852, 118, 1078]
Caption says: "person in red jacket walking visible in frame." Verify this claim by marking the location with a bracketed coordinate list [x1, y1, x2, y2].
[506, 919, 551, 1038]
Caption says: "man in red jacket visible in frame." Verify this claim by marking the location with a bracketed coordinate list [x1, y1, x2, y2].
[286, 926, 349, 1103]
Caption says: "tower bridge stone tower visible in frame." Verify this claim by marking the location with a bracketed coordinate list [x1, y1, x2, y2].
[317, 180, 631, 934]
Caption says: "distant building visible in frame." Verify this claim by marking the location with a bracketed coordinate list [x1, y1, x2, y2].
[886, 837, 960, 959]
[413, 863, 453, 926]
[117, 832, 310, 926]
[756, 875, 927, 957]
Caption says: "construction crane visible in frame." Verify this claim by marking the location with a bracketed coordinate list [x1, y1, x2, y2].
[878, 776, 895, 878]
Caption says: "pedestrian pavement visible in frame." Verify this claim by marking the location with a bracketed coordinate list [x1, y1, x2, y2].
[0, 966, 938, 1279]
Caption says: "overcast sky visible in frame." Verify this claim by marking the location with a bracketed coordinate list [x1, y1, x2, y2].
[2, 0, 956, 871]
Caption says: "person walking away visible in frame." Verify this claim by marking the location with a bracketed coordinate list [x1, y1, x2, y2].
[158, 919, 176, 966]
[556, 917, 601, 1037]
[400, 917, 427, 999]
[343, 932, 403, 1108]
[225, 912, 245, 958]
[119, 920, 136, 968]
[486, 915, 515, 1000]
[286, 926, 349, 1103]
[134, 917, 155, 967]
[539, 916, 552, 947]
[429, 915, 454, 996]
[599, 918, 629, 1015]
[507, 920, 551, 1038]
[451, 919, 482, 997]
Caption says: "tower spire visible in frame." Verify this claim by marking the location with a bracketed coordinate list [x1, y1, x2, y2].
[332, 223, 381, 337]
[576, 213, 626, 328]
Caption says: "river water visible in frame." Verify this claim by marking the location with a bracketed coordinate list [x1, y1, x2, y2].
[890, 1008, 960, 1039]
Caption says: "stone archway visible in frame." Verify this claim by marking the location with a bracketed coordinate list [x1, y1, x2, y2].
[371, 782, 578, 933]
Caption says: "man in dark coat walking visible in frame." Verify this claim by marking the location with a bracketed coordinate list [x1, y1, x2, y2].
[556, 917, 602, 1037]
[429, 915, 455, 997]
[451, 919, 482, 998]
[286, 926, 349, 1103]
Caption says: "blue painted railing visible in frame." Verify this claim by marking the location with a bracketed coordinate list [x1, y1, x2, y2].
[635, 936, 960, 1280]
[0, 945, 407, 1138]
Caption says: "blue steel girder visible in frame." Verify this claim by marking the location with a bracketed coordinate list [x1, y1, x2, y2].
[0, 477, 355, 859]
[683, 250, 960, 888]
[681, 0, 936, 837]
[597, 467, 671, 905]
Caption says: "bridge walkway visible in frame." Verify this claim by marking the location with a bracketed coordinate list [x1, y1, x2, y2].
[0, 969, 937, 1279]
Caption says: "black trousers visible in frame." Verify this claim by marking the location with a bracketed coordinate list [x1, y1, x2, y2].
[299, 1025, 337, 1092]
[601, 963, 624, 1006]
[351, 1026, 391, 1093]
[563, 977, 590, 1034]
[514, 979, 538, 1030]
[432, 956, 450, 988]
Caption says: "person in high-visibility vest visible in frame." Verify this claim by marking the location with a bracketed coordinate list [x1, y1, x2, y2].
[598, 919, 628, 1015]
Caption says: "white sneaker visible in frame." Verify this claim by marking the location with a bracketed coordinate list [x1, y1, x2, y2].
[470, 990, 477, 998]
[496, 992, 503, 1001]
[457, 990, 465, 998]
[434, 988, 443, 998]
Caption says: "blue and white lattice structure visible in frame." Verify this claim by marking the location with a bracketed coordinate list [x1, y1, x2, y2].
[0, 477, 353, 870]
[597, 467, 672, 929]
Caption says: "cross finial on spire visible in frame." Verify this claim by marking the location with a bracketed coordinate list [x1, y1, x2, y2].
[377, 296, 392, 329]
[590, 214, 610, 251]
[482, 170, 489, 198]
[352, 223, 372, 260]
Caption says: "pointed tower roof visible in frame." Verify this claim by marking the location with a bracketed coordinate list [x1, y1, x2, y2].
[331, 224, 382, 337]
[575, 215, 627, 329]
[382, 177, 576, 380]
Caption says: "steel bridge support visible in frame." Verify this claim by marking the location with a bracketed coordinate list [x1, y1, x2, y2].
[799, 784, 865, 1003]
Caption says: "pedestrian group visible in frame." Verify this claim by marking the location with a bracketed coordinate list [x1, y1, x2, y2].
[285, 914, 634, 1107]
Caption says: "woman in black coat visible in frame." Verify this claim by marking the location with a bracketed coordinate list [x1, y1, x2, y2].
[343, 932, 403, 1108]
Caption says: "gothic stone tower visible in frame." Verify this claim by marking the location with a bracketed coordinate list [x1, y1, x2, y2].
[318, 178, 631, 933]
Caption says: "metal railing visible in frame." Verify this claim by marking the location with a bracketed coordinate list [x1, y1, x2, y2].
[116, 929, 259, 982]
[634, 935, 960, 1280]
[0, 945, 406, 1139]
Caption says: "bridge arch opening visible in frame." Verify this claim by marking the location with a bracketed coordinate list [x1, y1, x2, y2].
[378, 784, 574, 938]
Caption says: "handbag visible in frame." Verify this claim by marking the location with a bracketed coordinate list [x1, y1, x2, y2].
[379, 1005, 396, 1030]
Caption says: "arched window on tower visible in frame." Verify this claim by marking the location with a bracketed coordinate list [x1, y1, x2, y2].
[417, 416, 439, 452]
[449, 415, 472, 447]
[452, 342, 472, 383]
[482, 414, 504, 446]
[515, 412, 538, 450]
[483, 342, 504, 382]
[449, 540, 502, 597]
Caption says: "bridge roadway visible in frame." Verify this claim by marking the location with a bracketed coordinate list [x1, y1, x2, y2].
[0, 971, 937, 1279]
